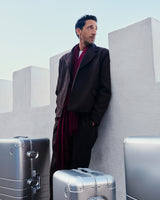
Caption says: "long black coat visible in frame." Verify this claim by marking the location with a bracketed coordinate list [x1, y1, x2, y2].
[55, 43, 111, 126]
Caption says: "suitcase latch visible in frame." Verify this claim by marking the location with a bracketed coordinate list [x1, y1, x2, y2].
[26, 150, 39, 159]
[27, 170, 41, 194]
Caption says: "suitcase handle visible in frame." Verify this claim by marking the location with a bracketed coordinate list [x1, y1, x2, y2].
[14, 136, 28, 138]
[78, 168, 102, 176]
[79, 168, 90, 173]
[88, 197, 106, 200]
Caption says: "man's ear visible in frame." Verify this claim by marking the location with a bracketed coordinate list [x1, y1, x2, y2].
[76, 28, 81, 37]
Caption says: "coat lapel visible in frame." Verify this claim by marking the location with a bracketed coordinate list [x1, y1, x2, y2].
[63, 44, 98, 77]
[64, 44, 77, 73]
[79, 44, 98, 70]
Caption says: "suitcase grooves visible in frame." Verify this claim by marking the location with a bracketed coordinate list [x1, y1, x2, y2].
[53, 168, 116, 200]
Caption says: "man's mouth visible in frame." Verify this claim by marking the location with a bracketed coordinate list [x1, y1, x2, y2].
[90, 36, 95, 40]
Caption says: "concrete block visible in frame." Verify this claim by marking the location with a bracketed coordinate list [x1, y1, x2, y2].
[13, 66, 50, 112]
[13, 67, 31, 112]
[0, 79, 12, 113]
[31, 67, 50, 107]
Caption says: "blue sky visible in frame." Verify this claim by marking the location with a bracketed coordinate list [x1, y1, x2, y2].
[0, 0, 160, 80]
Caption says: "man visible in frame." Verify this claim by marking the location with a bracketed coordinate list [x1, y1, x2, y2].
[50, 15, 111, 199]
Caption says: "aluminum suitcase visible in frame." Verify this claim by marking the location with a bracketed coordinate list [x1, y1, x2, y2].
[53, 168, 116, 200]
[0, 136, 50, 200]
[124, 136, 160, 200]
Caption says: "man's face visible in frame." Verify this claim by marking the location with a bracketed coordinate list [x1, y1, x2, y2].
[76, 20, 97, 47]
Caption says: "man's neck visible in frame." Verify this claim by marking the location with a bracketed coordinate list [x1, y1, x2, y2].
[79, 43, 88, 51]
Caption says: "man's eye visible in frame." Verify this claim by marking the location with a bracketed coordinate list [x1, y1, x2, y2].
[88, 26, 93, 30]
[87, 26, 97, 30]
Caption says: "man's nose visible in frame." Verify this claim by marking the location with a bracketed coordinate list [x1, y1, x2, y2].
[92, 28, 97, 35]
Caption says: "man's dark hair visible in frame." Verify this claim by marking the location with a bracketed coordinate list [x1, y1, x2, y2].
[75, 15, 97, 37]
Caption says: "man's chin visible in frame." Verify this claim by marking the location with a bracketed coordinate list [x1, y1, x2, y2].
[84, 41, 95, 47]
[88, 41, 95, 45]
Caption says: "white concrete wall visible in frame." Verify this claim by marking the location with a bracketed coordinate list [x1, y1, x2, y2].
[0, 66, 54, 139]
[0, 17, 160, 200]
[90, 17, 160, 200]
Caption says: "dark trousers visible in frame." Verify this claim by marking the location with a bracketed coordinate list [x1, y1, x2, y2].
[49, 113, 98, 200]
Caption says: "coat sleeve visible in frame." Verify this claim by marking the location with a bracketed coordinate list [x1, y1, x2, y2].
[55, 58, 63, 96]
[90, 49, 111, 125]
[54, 57, 63, 119]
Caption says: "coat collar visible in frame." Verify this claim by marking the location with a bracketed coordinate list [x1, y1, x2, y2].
[79, 44, 98, 69]
[64, 43, 98, 71]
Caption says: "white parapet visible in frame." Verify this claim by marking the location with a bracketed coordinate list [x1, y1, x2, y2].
[0, 79, 12, 113]
[31, 66, 50, 107]
[90, 18, 160, 200]
[13, 66, 50, 112]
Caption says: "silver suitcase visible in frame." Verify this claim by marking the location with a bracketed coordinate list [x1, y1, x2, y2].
[0, 136, 50, 200]
[124, 136, 160, 200]
[53, 168, 116, 200]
